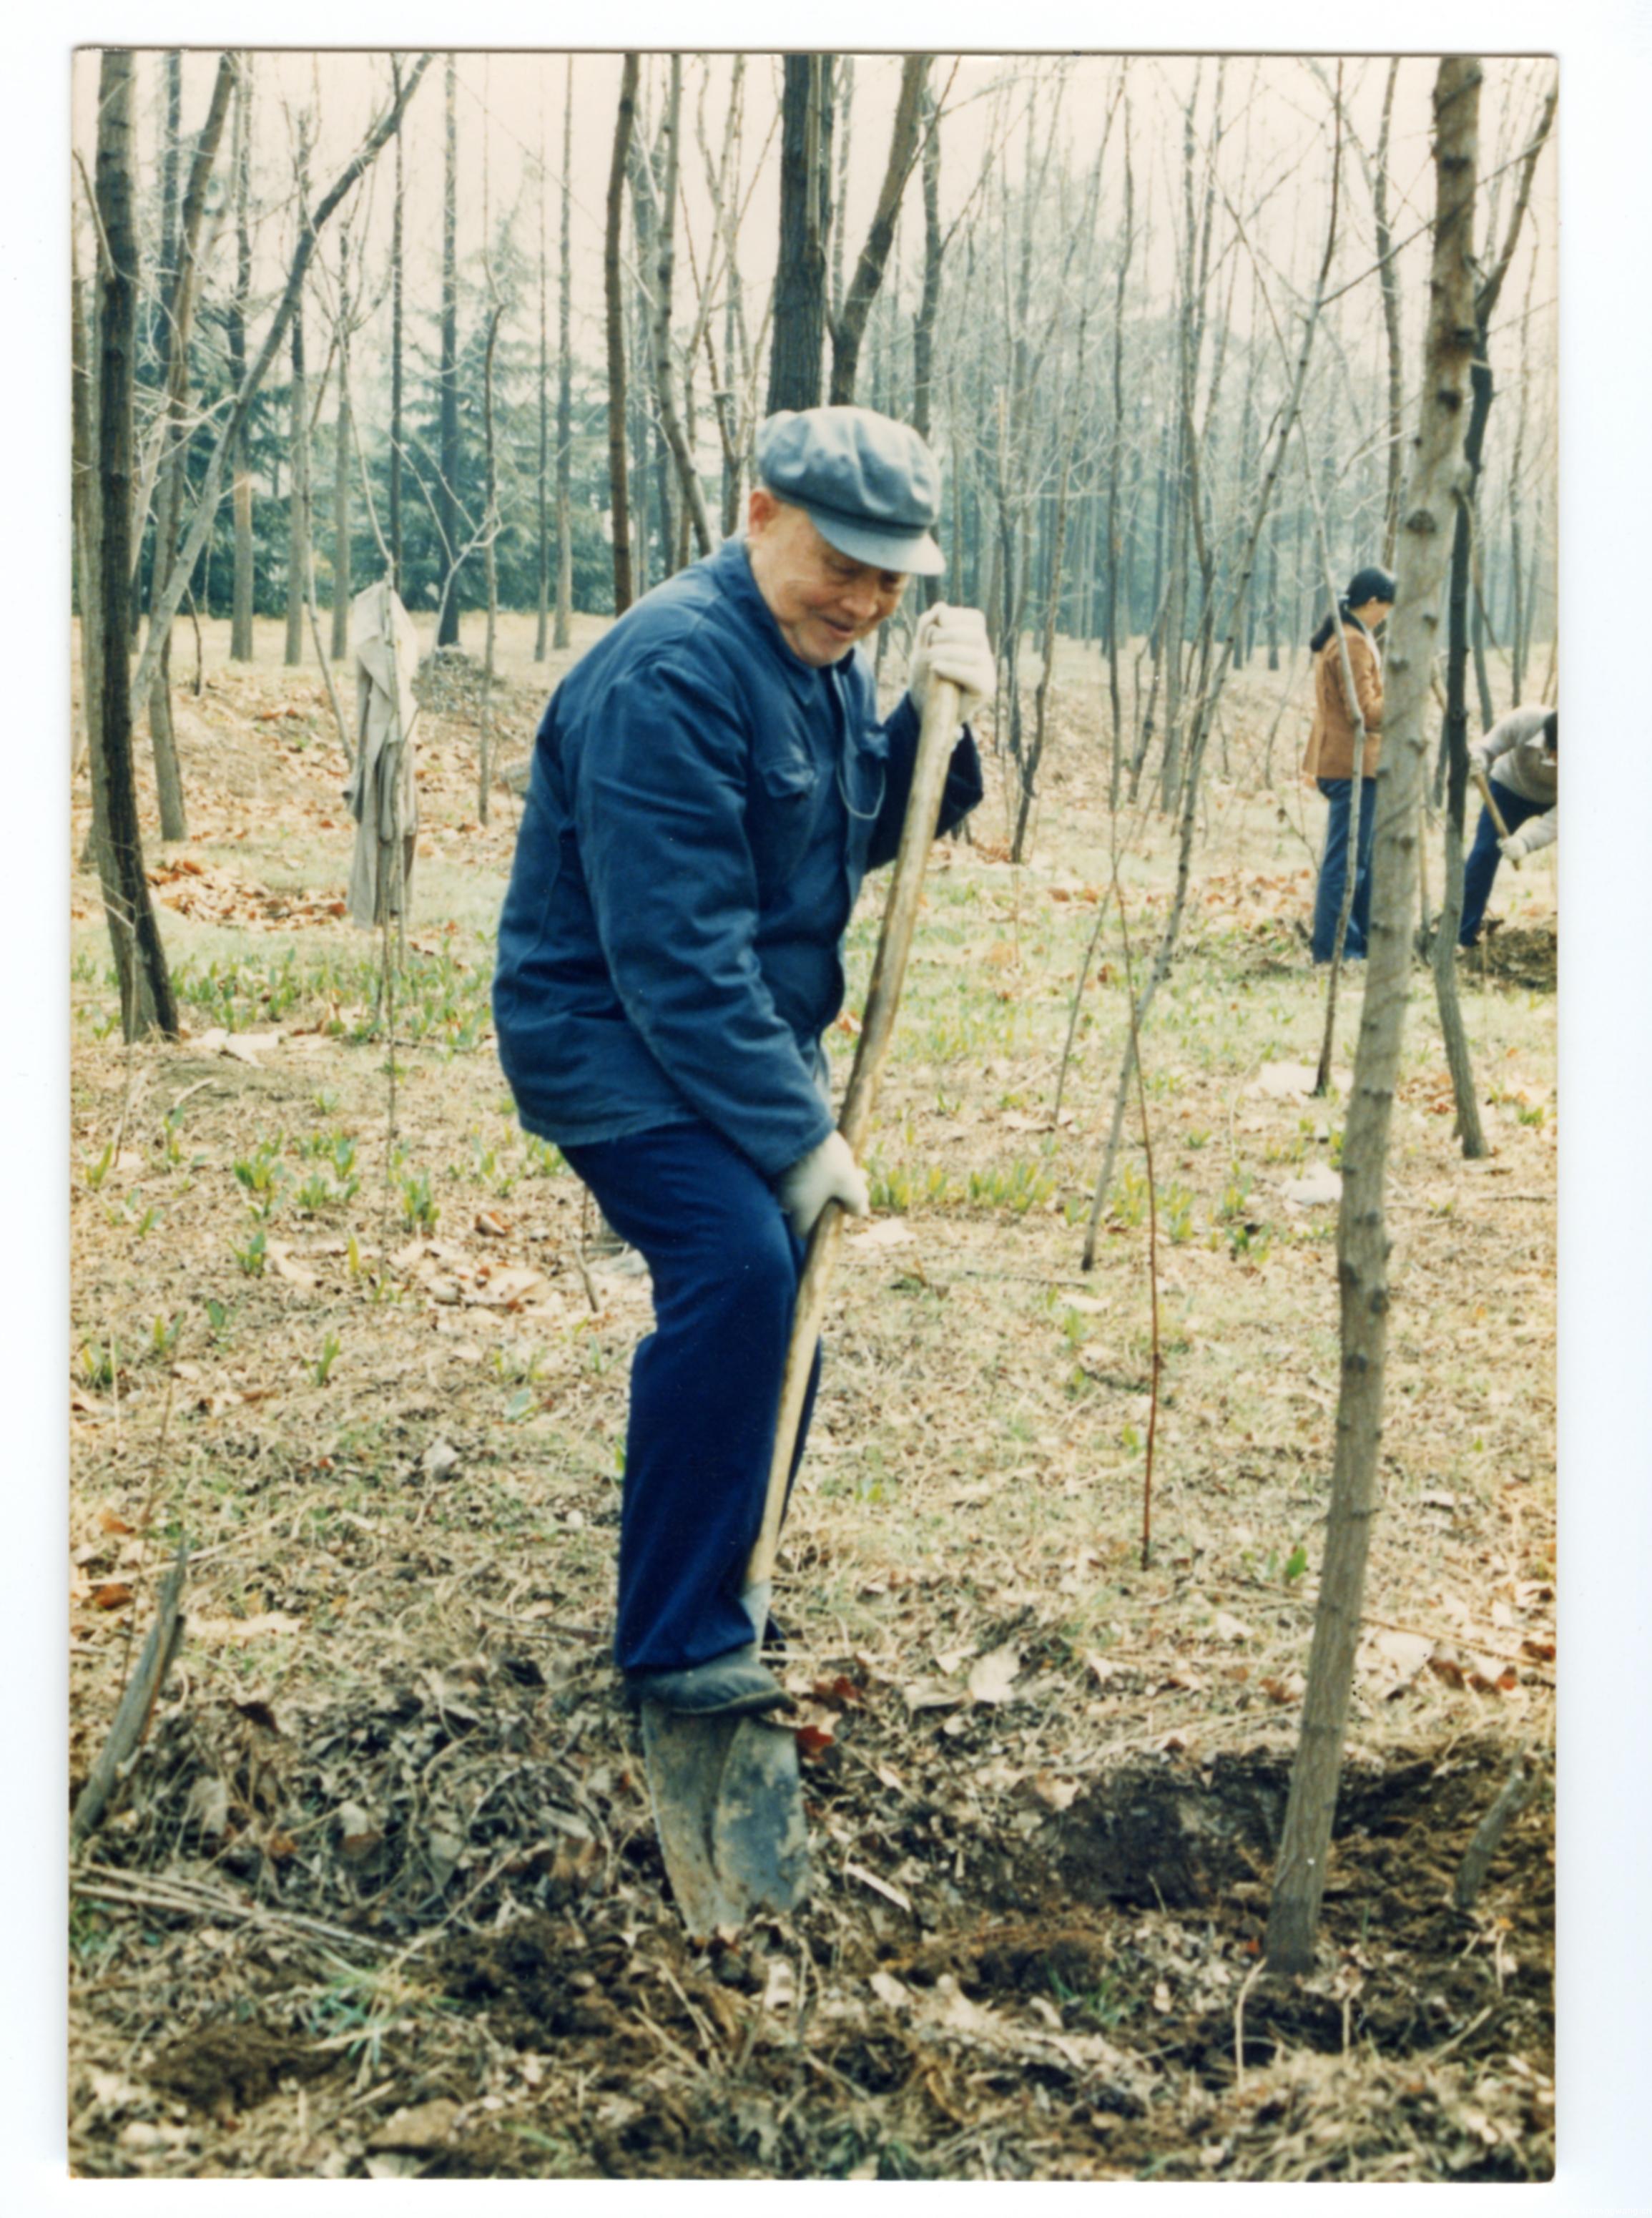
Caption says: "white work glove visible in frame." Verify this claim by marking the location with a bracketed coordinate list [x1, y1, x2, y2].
[1498, 827, 1533, 865]
[910, 603, 995, 727]
[775, 1130, 869, 1242]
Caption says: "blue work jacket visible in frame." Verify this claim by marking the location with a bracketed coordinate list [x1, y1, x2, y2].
[493, 536, 983, 1179]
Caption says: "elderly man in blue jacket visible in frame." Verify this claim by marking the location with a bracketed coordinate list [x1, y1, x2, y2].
[494, 406, 993, 1719]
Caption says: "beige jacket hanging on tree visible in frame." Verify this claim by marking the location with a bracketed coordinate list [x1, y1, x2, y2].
[345, 578, 421, 928]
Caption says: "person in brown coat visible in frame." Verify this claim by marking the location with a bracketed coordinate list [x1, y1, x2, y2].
[1302, 564, 1396, 961]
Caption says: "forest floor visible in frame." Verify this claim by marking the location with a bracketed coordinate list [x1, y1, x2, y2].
[68, 610, 1556, 2182]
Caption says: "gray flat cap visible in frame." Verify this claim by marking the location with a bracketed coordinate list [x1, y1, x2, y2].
[757, 406, 945, 575]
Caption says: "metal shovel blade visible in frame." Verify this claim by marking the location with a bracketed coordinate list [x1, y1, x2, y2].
[639, 1703, 810, 1938]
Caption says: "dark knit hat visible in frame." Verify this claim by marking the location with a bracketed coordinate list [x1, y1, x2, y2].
[1345, 564, 1398, 607]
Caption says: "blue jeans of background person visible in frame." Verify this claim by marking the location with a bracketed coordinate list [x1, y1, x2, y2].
[559, 1122, 822, 1677]
[1459, 781, 1549, 946]
[1312, 777, 1379, 962]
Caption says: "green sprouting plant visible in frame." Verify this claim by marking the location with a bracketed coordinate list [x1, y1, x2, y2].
[865, 1154, 912, 1212]
[471, 1130, 516, 1197]
[233, 1227, 267, 1276]
[1058, 1305, 1087, 1350]
[159, 1109, 186, 1167]
[1108, 1163, 1149, 1227]
[233, 1137, 287, 1219]
[313, 1331, 342, 1387]
[1223, 1220, 1272, 1265]
[521, 1137, 563, 1179]
[1159, 1180, 1195, 1244]
[1217, 1164, 1255, 1222]
[109, 1194, 159, 1238]
[203, 1296, 229, 1333]
[1264, 1123, 1312, 1167]
[151, 1314, 182, 1360]
[1516, 1101, 1548, 1129]
[79, 1340, 117, 1390]
[1264, 1541, 1310, 1585]
[1050, 1966, 1129, 2030]
[491, 1344, 544, 1387]
[968, 1158, 1056, 1214]
[295, 1158, 359, 1214]
[399, 1171, 439, 1232]
[313, 1088, 340, 1116]
[83, 1142, 115, 1192]
[1185, 1127, 1212, 1150]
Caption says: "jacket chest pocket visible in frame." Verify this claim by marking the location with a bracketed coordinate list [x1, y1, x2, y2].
[842, 728, 888, 873]
[749, 744, 824, 885]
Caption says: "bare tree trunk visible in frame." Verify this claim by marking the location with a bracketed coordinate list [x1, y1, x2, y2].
[437, 54, 461, 648]
[1107, 99, 1134, 808]
[766, 54, 833, 413]
[639, 56, 713, 558]
[830, 57, 853, 328]
[94, 49, 178, 1041]
[1471, 546, 1495, 729]
[283, 295, 310, 667]
[828, 55, 928, 405]
[554, 54, 574, 647]
[1430, 77, 1555, 1138]
[73, 253, 112, 881]
[479, 305, 501, 820]
[230, 57, 255, 661]
[606, 54, 639, 615]
[129, 56, 431, 715]
[910, 85, 943, 614]
[1264, 54, 1481, 1976]
[1012, 318, 1086, 861]
[330, 233, 352, 662]
[534, 97, 550, 662]
[1375, 58, 1405, 568]
[145, 50, 235, 840]
[388, 54, 405, 600]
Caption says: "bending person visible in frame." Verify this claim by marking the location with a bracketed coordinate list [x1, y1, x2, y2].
[1302, 564, 1396, 963]
[1459, 705, 1557, 948]
[493, 407, 992, 1719]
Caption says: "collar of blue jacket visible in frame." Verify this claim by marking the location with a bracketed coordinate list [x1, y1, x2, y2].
[707, 533, 847, 696]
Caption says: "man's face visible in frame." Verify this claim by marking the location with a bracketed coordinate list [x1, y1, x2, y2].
[744, 489, 908, 667]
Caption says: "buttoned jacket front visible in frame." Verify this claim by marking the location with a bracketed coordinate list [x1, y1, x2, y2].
[493, 536, 982, 1178]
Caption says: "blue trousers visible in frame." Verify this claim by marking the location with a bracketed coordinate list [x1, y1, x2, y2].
[559, 1122, 821, 1675]
[1312, 777, 1379, 962]
[1460, 780, 1548, 946]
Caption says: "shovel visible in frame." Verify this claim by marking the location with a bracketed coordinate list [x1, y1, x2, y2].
[1471, 759, 1521, 869]
[641, 677, 964, 1938]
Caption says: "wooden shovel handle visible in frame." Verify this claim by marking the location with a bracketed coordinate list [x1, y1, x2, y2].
[745, 679, 964, 1589]
[1472, 760, 1520, 868]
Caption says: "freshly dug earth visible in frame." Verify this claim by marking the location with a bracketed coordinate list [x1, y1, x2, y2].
[68, 614, 1555, 2181]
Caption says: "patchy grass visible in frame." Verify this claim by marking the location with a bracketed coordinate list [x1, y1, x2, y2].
[69, 613, 1553, 2180]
